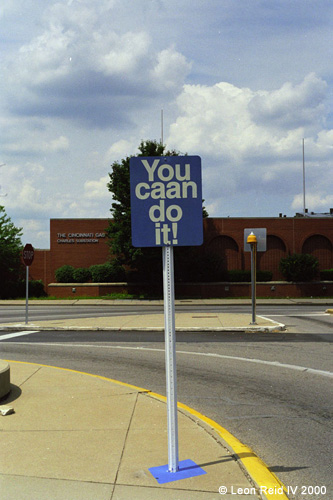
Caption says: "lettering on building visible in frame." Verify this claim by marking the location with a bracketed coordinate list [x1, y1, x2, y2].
[56, 232, 106, 244]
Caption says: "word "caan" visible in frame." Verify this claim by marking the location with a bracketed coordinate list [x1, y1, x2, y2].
[135, 159, 198, 200]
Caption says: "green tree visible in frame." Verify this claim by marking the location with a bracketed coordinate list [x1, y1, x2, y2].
[107, 140, 208, 281]
[0, 206, 24, 298]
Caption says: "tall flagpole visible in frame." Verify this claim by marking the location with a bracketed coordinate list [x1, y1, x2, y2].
[303, 138, 306, 216]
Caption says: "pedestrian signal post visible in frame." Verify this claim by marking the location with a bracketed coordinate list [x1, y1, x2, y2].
[130, 156, 206, 483]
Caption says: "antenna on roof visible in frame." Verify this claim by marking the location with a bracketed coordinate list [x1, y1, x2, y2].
[161, 109, 164, 145]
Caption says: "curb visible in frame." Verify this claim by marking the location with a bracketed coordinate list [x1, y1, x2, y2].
[175, 400, 289, 500]
[0, 324, 286, 333]
[7, 360, 289, 500]
[1, 299, 332, 306]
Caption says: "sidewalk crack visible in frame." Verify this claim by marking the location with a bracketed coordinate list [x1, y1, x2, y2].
[19, 366, 42, 387]
[110, 391, 138, 499]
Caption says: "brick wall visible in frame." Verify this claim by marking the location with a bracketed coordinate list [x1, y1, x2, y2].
[203, 217, 333, 279]
[50, 218, 110, 281]
[28, 216, 333, 288]
[29, 249, 52, 285]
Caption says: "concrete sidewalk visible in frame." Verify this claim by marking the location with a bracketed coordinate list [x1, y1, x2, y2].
[0, 313, 285, 332]
[0, 361, 288, 500]
[1, 296, 332, 331]
[0, 302, 286, 332]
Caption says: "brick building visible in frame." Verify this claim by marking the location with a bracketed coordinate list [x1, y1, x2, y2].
[30, 215, 332, 290]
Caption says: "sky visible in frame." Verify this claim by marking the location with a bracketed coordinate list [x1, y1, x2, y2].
[1, 0, 332, 249]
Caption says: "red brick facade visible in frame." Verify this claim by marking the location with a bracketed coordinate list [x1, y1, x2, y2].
[29, 216, 333, 287]
[30, 219, 110, 284]
[204, 217, 333, 279]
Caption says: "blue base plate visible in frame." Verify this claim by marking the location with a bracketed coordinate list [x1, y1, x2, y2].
[149, 459, 206, 484]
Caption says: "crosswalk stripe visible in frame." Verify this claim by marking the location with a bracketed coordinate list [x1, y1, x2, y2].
[0, 330, 38, 341]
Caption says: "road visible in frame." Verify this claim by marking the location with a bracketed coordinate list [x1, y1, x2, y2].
[1, 303, 332, 500]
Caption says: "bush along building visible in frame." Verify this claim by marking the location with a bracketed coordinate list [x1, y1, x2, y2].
[28, 214, 333, 298]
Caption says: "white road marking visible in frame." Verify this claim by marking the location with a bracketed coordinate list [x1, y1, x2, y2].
[0, 331, 38, 341]
[5, 342, 333, 378]
[267, 312, 331, 317]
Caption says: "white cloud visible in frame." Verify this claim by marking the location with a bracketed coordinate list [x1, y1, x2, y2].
[105, 139, 136, 164]
[292, 193, 333, 212]
[4, 2, 191, 128]
[25, 162, 45, 174]
[169, 74, 330, 162]
[84, 176, 109, 200]
[17, 218, 50, 248]
[167, 73, 332, 217]
[151, 47, 192, 91]
[1, 117, 69, 156]
[96, 31, 151, 75]
[248, 73, 328, 129]
[48, 136, 69, 152]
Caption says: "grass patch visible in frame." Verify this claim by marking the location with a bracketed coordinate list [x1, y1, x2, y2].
[101, 292, 161, 300]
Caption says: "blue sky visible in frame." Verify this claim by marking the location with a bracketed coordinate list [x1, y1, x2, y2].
[1, 0, 332, 248]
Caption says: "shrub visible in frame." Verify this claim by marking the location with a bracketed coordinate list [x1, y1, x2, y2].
[0, 280, 23, 299]
[90, 261, 126, 283]
[218, 270, 273, 282]
[55, 265, 75, 283]
[0, 279, 46, 299]
[174, 250, 225, 282]
[257, 270, 273, 282]
[226, 270, 251, 282]
[279, 253, 319, 282]
[196, 253, 225, 282]
[73, 267, 91, 283]
[320, 269, 333, 280]
[29, 280, 46, 297]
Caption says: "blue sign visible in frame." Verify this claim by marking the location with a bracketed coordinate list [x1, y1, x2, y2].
[130, 156, 203, 247]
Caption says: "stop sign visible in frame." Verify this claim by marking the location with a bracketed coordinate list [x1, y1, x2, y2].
[23, 243, 34, 266]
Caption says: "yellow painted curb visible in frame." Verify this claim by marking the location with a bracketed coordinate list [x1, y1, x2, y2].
[7, 360, 289, 499]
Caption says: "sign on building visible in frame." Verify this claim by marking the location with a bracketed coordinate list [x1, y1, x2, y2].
[130, 156, 203, 247]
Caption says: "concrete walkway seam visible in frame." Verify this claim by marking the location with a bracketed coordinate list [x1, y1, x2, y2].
[7, 359, 289, 500]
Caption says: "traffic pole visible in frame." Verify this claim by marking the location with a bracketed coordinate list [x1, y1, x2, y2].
[25, 265, 29, 325]
[247, 232, 257, 325]
[162, 245, 179, 473]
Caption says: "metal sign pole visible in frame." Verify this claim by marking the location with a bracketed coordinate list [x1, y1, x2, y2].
[162, 245, 179, 473]
[25, 265, 29, 325]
